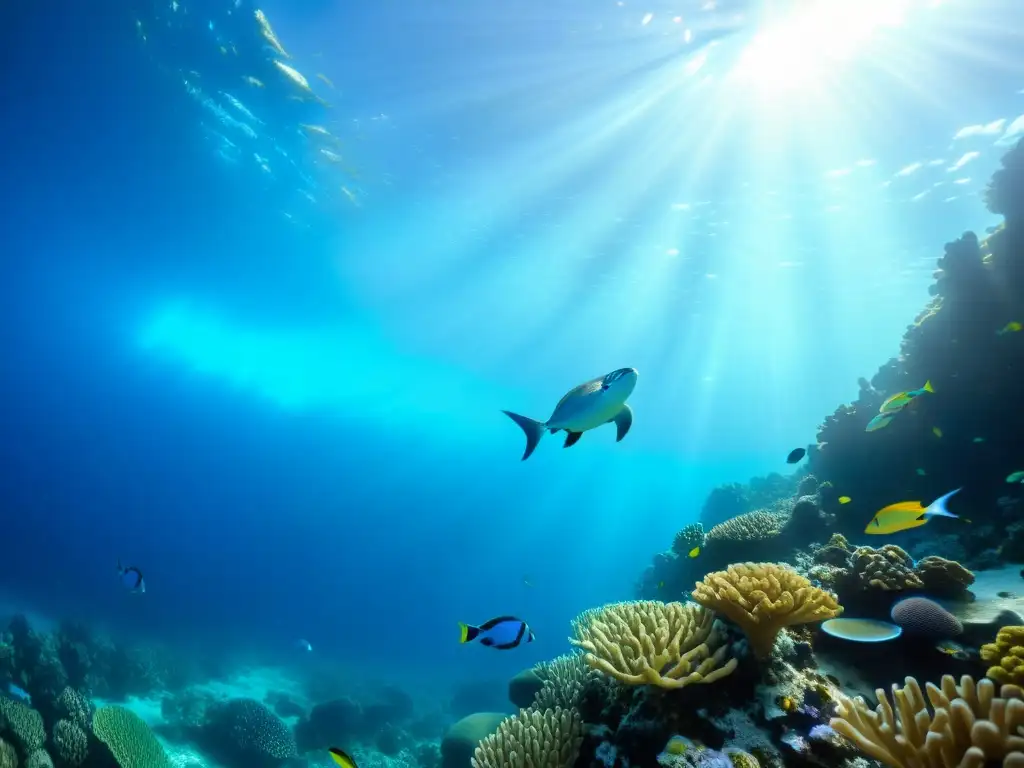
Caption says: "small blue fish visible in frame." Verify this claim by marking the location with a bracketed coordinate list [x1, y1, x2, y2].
[458, 616, 534, 650]
[6, 683, 31, 705]
[117, 559, 145, 594]
[295, 639, 312, 652]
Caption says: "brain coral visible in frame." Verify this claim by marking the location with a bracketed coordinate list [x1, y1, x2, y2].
[92, 705, 171, 768]
[890, 597, 963, 637]
[692, 562, 842, 658]
[569, 600, 737, 688]
[831, 674, 1024, 768]
[0, 699, 45, 754]
[981, 626, 1024, 686]
[471, 708, 582, 768]
[202, 698, 297, 768]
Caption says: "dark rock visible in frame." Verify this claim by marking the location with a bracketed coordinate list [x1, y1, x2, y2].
[440, 713, 506, 768]
[508, 669, 543, 709]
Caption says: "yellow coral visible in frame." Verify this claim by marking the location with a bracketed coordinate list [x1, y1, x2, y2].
[569, 601, 737, 689]
[691, 562, 842, 658]
[471, 707, 582, 768]
[830, 674, 1024, 768]
[725, 749, 760, 768]
[707, 511, 786, 542]
[982, 626, 1024, 686]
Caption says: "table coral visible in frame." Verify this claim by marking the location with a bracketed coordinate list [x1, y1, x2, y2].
[92, 705, 172, 768]
[692, 563, 843, 659]
[707, 512, 787, 543]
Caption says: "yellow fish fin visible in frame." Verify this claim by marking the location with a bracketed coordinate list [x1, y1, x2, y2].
[923, 380, 934, 393]
[458, 622, 469, 643]
[329, 748, 357, 768]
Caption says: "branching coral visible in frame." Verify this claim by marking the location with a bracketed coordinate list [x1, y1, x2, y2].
[55, 688, 93, 731]
[691, 563, 842, 658]
[471, 707, 582, 768]
[707, 511, 787, 543]
[93, 705, 172, 768]
[569, 601, 737, 688]
[851, 545, 924, 591]
[672, 523, 706, 557]
[532, 653, 594, 710]
[0, 740, 15, 768]
[0, 699, 45, 754]
[982, 626, 1024, 686]
[52, 720, 88, 768]
[830, 674, 1024, 768]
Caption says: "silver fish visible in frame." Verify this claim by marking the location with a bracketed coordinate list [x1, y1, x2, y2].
[503, 368, 637, 460]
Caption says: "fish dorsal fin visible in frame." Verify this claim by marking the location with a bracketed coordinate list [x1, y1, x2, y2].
[478, 615, 520, 630]
[564, 431, 583, 448]
[552, 377, 604, 414]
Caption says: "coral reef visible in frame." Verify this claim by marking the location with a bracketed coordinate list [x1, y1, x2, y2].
[806, 536, 976, 615]
[531, 654, 594, 710]
[673, 524, 706, 558]
[890, 596, 963, 637]
[470, 708, 582, 768]
[982, 626, 1024, 686]
[200, 698, 296, 768]
[92, 705, 172, 768]
[850, 545, 923, 591]
[830, 674, 1024, 767]
[691, 563, 843, 658]
[51, 718, 88, 767]
[569, 602, 737, 688]
[0, 699, 45, 755]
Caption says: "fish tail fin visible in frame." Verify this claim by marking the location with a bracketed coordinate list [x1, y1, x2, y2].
[502, 411, 545, 460]
[116, 558, 122, 574]
[926, 487, 962, 518]
[458, 622, 481, 643]
[923, 380, 934, 393]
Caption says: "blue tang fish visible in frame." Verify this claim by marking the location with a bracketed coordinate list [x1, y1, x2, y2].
[503, 368, 638, 460]
[6, 683, 31, 705]
[458, 616, 534, 650]
[117, 559, 145, 594]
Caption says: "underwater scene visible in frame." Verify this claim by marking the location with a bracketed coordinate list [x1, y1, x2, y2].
[7, 0, 1024, 766]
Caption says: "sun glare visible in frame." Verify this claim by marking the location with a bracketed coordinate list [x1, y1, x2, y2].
[732, 0, 915, 92]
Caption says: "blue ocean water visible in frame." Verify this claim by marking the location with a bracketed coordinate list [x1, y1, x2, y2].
[1, 0, 1023, 730]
